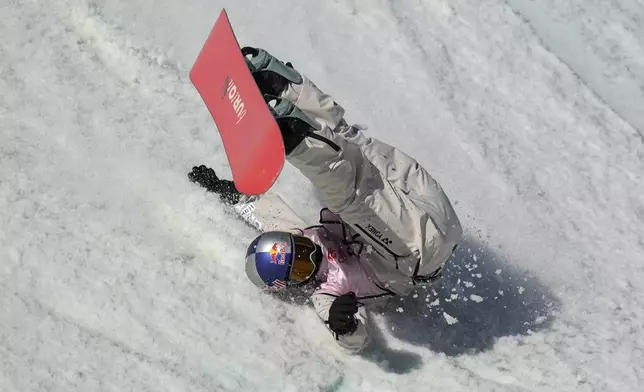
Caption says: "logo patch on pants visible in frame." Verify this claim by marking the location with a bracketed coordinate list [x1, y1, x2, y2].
[366, 224, 393, 245]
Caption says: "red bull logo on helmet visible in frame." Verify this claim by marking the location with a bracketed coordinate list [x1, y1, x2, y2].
[269, 242, 288, 265]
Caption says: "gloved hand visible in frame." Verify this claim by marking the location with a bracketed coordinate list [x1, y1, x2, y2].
[241, 46, 302, 98]
[187, 165, 242, 205]
[325, 292, 359, 338]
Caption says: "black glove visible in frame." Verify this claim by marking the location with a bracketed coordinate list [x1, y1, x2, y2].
[325, 292, 359, 338]
[241, 46, 302, 98]
[187, 165, 241, 205]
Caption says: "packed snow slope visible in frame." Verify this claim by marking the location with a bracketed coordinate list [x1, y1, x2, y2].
[2, 0, 643, 391]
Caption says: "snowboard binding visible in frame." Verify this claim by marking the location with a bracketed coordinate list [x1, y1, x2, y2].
[266, 96, 340, 155]
[242, 46, 302, 98]
[242, 46, 341, 155]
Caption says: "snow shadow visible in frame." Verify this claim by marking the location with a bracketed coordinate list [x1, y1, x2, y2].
[375, 235, 561, 357]
[276, 235, 559, 372]
[358, 319, 424, 374]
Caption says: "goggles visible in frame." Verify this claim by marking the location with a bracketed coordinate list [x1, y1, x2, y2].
[287, 235, 318, 284]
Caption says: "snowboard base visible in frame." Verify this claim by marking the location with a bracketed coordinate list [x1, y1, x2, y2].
[190, 9, 285, 195]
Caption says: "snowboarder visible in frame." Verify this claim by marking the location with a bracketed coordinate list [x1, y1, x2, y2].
[188, 47, 462, 352]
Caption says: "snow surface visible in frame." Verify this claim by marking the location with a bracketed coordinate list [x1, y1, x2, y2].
[2, 0, 643, 391]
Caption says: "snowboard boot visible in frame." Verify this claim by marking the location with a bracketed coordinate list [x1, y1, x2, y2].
[268, 97, 340, 156]
[242, 46, 302, 98]
[242, 46, 345, 130]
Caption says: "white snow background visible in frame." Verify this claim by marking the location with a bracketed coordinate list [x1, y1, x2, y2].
[2, 0, 643, 391]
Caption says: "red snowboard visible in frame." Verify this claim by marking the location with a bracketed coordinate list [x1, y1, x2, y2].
[190, 9, 285, 195]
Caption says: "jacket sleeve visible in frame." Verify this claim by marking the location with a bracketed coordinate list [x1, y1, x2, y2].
[284, 76, 462, 280]
[311, 293, 370, 353]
